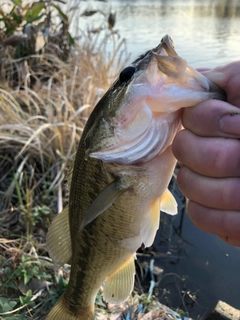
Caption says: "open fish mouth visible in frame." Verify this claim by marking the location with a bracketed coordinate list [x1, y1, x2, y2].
[85, 35, 226, 166]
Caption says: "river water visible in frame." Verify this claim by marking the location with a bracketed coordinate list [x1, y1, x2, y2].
[76, 0, 240, 68]
[74, 0, 240, 318]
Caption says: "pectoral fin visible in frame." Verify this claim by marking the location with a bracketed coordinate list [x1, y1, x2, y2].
[160, 188, 178, 215]
[79, 180, 129, 231]
[103, 254, 135, 304]
[46, 205, 72, 266]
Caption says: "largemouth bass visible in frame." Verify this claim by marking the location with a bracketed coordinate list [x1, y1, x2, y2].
[46, 35, 225, 320]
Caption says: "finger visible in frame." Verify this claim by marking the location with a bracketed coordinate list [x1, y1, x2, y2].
[181, 99, 240, 137]
[177, 166, 240, 210]
[172, 130, 240, 177]
[187, 201, 240, 246]
[201, 61, 240, 106]
[217, 235, 240, 247]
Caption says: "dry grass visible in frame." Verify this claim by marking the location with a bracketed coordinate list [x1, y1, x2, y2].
[0, 30, 132, 319]
[0, 32, 129, 214]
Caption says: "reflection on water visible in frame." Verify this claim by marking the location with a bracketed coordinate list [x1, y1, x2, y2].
[83, 0, 240, 68]
[119, 0, 240, 19]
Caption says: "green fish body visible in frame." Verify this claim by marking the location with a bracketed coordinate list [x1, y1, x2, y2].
[46, 35, 225, 320]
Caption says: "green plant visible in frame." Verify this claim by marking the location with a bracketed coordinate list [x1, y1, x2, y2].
[12, 171, 52, 239]
[0, 297, 18, 313]
[0, 0, 74, 59]
[0, 248, 56, 319]
[2, 252, 51, 288]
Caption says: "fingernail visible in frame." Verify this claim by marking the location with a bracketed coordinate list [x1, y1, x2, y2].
[219, 113, 240, 135]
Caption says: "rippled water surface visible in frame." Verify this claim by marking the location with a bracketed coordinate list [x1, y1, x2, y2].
[79, 0, 240, 68]
[117, 0, 240, 67]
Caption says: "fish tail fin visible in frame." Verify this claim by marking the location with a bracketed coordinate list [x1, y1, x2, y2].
[46, 295, 94, 320]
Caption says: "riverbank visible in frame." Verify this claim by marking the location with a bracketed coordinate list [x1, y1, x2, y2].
[0, 2, 129, 318]
[1, 1, 240, 319]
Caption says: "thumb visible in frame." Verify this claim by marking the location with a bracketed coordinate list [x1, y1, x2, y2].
[201, 61, 240, 106]
[201, 68, 227, 88]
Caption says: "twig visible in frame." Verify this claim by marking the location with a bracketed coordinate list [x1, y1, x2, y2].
[147, 259, 155, 301]
[57, 167, 63, 213]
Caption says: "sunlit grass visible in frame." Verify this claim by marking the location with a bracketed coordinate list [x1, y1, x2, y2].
[0, 34, 128, 202]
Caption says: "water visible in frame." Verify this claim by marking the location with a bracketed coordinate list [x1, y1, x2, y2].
[143, 178, 240, 319]
[76, 0, 240, 68]
[74, 0, 240, 318]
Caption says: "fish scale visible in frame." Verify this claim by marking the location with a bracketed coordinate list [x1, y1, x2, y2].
[46, 35, 226, 319]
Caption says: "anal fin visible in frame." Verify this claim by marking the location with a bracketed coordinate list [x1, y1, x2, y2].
[46, 205, 72, 266]
[140, 197, 161, 248]
[103, 254, 135, 304]
[140, 189, 178, 248]
[160, 188, 178, 215]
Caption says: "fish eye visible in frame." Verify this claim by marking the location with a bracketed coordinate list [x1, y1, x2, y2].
[119, 66, 135, 83]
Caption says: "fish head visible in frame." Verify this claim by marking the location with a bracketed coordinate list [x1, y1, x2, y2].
[126, 34, 225, 111]
[85, 35, 226, 165]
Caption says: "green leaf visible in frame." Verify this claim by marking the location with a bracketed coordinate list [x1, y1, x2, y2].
[0, 297, 9, 304]
[24, 2, 46, 23]
[22, 3, 31, 11]
[67, 32, 75, 45]
[0, 298, 17, 313]
[27, 12, 46, 24]
[0, 17, 10, 22]
[50, 3, 68, 22]
[4, 314, 26, 320]
[11, 11, 23, 24]
[5, 281, 18, 290]
[11, 0, 22, 7]
[51, 0, 66, 3]
[81, 10, 99, 17]
[19, 290, 33, 305]
[26, 289, 32, 298]
[5, 266, 12, 278]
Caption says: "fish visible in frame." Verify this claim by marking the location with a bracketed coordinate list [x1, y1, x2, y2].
[46, 35, 225, 320]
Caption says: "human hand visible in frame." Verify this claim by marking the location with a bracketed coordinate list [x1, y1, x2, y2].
[172, 61, 240, 247]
